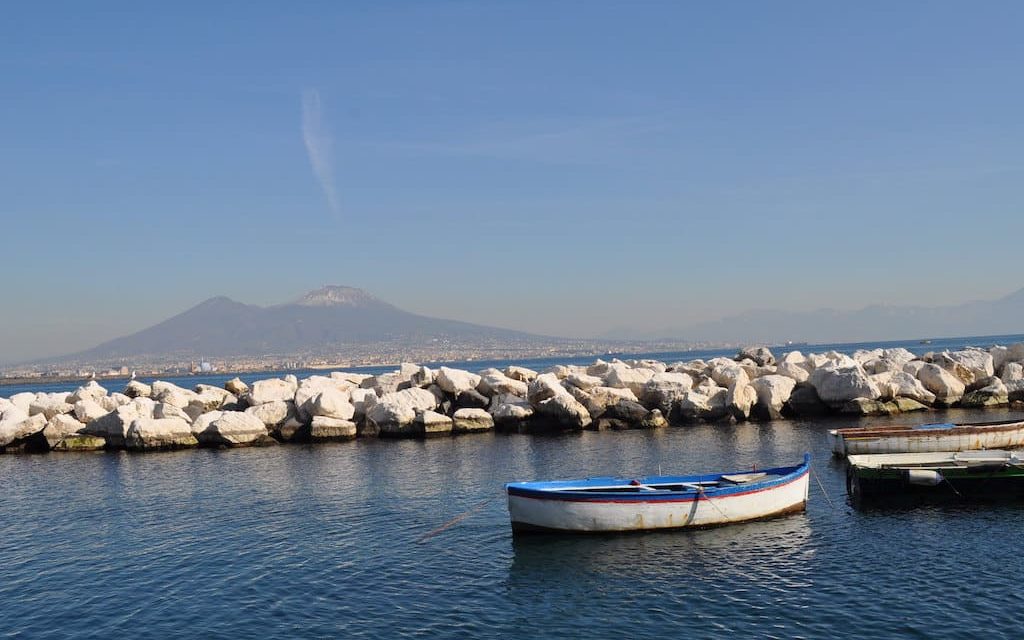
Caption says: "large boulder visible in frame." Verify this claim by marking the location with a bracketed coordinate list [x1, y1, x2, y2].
[787, 384, 828, 417]
[960, 378, 1009, 408]
[477, 370, 529, 397]
[84, 398, 155, 448]
[28, 394, 73, 420]
[349, 388, 378, 419]
[68, 381, 107, 404]
[775, 352, 811, 383]
[224, 377, 249, 396]
[294, 376, 341, 418]
[579, 386, 639, 418]
[1001, 362, 1024, 383]
[678, 388, 728, 422]
[564, 372, 604, 393]
[73, 399, 109, 424]
[43, 414, 88, 449]
[0, 411, 48, 451]
[150, 381, 197, 409]
[603, 364, 655, 397]
[527, 373, 565, 405]
[490, 398, 534, 432]
[366, 388, 439, 437]
[641, 372, 693, 414]
[154, 402, 192, 423]
[535, 394, 591, 430]
[436, 367, 482, 396]
[737, 346, 775, 366]
[123, 380, 152, 398]
[916, 363, 966, 405]
[125, 417, 198, 451]
[871, 371, 936, 404]
[809, 364, 880, 404]
[938, 350, 995, 388]
[198, 412, 269, 447]
[247, 378, 295, 405]
[245, 400, 294, 428]
[309, 388, 355, 420]
[414, 410, 453, 437]
[452, 408, 494, 433]
[309, 416, 357, 441]
[726, 382, 758, 421]
[749, 375, 796, 420]
[505, 366, 538, 382]
[710, 364, 749, 390]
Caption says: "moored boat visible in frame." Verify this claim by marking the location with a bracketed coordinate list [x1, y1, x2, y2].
[505, 454, 810, 533]
[828, 418, 1024, 457]
[846, 450, 1024, 502]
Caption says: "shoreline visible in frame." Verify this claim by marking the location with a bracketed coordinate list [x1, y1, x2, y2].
[3, 341, 1024, 454]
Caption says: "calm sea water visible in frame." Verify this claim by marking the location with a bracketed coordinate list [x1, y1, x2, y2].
[5, 335, 1024, 638]
[3, 405, 1024, 639]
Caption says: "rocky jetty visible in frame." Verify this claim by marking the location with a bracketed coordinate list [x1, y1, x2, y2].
[4, 343, 1024, 454]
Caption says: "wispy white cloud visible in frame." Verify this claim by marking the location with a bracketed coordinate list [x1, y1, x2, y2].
[302, 89, 340, 217]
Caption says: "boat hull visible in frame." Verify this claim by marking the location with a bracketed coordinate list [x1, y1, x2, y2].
[846, 451, 1024, 502]
[507, 470, 810, 533]
[830, 420, 1024, 456]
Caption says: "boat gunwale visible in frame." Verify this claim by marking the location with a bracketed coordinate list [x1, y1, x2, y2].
[505, 454, 811, 503]
[830, 418, 1024, 440]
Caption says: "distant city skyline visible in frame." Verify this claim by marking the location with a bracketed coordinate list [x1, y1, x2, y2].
[2, 2, 1023, 362]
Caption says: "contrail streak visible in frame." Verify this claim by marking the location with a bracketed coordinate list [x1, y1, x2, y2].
[302, 89, 340, 216]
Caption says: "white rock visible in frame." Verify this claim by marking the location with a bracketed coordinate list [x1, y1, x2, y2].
[505, 366, 538, 382]
[489, 394, 535, 423]
[309, 416, 357, 440]
[436, 367, 482, 395]
[10, 392, 37, 413]
[452, 408, 495, 432]
[1000, 362, 1024, 383]
[123, 380, 152, 398]
[750, 375, 797, 418]
[365, 388, 439, 430]
[678, 388, 728, 421]
[191, 411, 223, 436]
[564, 372, 604, 393]
[126, 417, 198, 450]
[641, 372, 693, 414]
[414, 410, 453, 436]
[933, 350, 993, 387]
[0, 412, 47, 448]
[477, 370, 529, 397]
[68, 381, 107, 404]
[310, 388, 355, 420]
[536, 393, 591, 429]
[726, 382, 758, 421]
[527, 373, 566, 405]
[245, 400, 293, 427]
[200, 412, 268, 446]
[43, 414, 87, 448]
[349, 388, 378, 419]
[224, 377, 249, 396]
[809, 364, 880, 404]
[710, 364, 749, 388]
[247, 378, 296, 405]
[871, 371, 936, 404]
[154, 402, 193, 423]
[916, 363, 966, 405]
[603, 364, 655, 397]
[29, 394, 73, 420]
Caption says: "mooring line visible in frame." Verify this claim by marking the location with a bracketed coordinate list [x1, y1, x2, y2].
[810, 465, 836, 510]
[416, 493, 502, 544]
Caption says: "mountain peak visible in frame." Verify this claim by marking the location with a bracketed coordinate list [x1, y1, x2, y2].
[294, 285, 380, 307]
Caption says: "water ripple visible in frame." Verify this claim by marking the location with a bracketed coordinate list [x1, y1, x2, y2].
[2, 408, 1024, 638]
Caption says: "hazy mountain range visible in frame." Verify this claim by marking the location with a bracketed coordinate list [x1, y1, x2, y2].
[39, 285, 1024, 366]
[604, 287, 1024, 343]
[64, 286, 552, 362]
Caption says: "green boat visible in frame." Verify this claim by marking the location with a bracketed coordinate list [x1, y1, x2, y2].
[846, 450, 1024, 502]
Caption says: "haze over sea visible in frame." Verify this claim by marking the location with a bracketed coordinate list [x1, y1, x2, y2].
[4, 334, 1024, 639]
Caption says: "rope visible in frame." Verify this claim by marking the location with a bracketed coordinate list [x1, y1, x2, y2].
[810, 465, 836, 510]
[416, 493, 501, 544]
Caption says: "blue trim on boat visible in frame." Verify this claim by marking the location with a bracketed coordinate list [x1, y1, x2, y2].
[506, 454, 811, 503]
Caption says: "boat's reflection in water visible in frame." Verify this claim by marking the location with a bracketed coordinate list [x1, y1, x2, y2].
[507, 511, 815, 592]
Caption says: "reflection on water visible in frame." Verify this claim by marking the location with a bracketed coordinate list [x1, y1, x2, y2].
[3, 408, 1024, 638]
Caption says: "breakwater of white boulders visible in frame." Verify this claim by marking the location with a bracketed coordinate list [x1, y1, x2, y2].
[3, 344, 1024, 453]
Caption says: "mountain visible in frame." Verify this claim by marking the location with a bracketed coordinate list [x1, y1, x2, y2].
[67, 285, 553, 361]
[670, 287, 1024, 344]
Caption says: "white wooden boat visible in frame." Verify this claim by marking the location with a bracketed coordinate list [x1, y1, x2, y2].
[505, 455, 810, 533]
[828, 418, 1024, 456]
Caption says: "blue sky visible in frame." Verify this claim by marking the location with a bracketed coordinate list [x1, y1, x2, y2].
[2, 1, 1023, 362]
